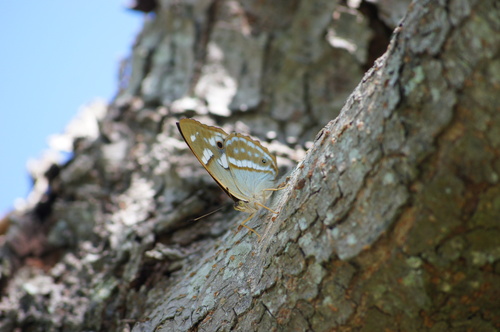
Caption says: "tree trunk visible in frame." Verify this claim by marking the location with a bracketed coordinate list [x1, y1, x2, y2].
[1, 0, 499, 331]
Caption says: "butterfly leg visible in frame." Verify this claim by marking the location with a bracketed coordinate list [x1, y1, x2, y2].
[255, 201, 278, 214]
[263, 183, 289, 192]
[240, 213, 261, 239]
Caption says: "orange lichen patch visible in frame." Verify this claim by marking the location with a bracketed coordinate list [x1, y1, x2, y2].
[469, 306, 481, 313]
[328, 304, 339, 312]
[393, 207, 417, 247]
[294, 178, 306, 190]
[320, 130, 330, 145]
[230, 255, 235, 261]
[420, 310, 435, 328]
[214, 291, 220, 297]
[459, 295, 472, 305]
[479, 281, 492, 293]
[276, 307, 292, 325]
[443, 122, 466, 142]
[201, 313, 213, 324]
[429, 275, 441, 287]
[356, 121, 365, 131]
[284, 277, 298, 291]
[451, 271, 466, 284]
[212, 264, 217, 269]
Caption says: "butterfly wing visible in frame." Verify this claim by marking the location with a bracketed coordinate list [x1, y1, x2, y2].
[224, 133, 278, 201]
[177, 118, 249, 202]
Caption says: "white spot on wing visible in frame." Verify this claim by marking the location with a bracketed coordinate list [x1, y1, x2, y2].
[201, 148, 213, 165]
[209, 136, 216, 147]
[218, 153, 229, 169]
[228, 156, 274, 173]
[190, 134, 197, 142]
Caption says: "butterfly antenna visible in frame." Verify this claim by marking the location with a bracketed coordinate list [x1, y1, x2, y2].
[192, 206, 225, 221]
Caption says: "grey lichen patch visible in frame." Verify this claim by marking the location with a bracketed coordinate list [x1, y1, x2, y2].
[111, 175, 157, 230]
[327, 5, 371, 63]
[405, 256, 423, 269]
[367, 271, 431, 318]
[222, 242, 253, 279]
[59, 154, 96, 185]
[298, 230, 334, 264]
[360, 308, 399, 332]
[261, 285, 289, 316]
[332, 163, 409, 260]
[403, 66, 425, 95]
[465, 229, 500, 266]
[294, 263, 327, 302]
[400, 269, 424, 288]
[382, 115, 407, 155]
[48, 201, 100, 247]
[22, 274, 58, 296]
[405, 173, 465, 256]
[276, 242, 306, 277]
[186, 263, 213, 295]
[200, 287, 216, 308]
[436, 236, 466, 265]
[315, 263, 356, 326]
[138, 11, 195, 104]
[195, 24, 265, 115]
[92, 277, 119, 302]
[470, 186, 500, 228]
[297, 216, 311, 231]
[101, 139, 130, 169]
[283, 307, 312, 331]
[408, 5, 450, 55]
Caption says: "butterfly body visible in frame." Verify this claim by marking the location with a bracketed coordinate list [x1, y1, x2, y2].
[177, 118, 279, 236]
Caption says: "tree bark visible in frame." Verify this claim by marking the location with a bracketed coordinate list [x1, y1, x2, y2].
[1, 0, 499, 331]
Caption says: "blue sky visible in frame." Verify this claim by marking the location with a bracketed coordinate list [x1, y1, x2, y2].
[0, 2, 144, 216]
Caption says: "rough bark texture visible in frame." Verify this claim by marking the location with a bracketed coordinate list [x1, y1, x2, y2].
[1, 0, 499, 331]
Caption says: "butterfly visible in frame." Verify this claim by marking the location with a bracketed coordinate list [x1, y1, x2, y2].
[176, 118, 283, 238]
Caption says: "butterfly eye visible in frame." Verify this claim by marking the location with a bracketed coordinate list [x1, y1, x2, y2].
[216, 141, 223, 149]
[261, 159, 267, 164]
